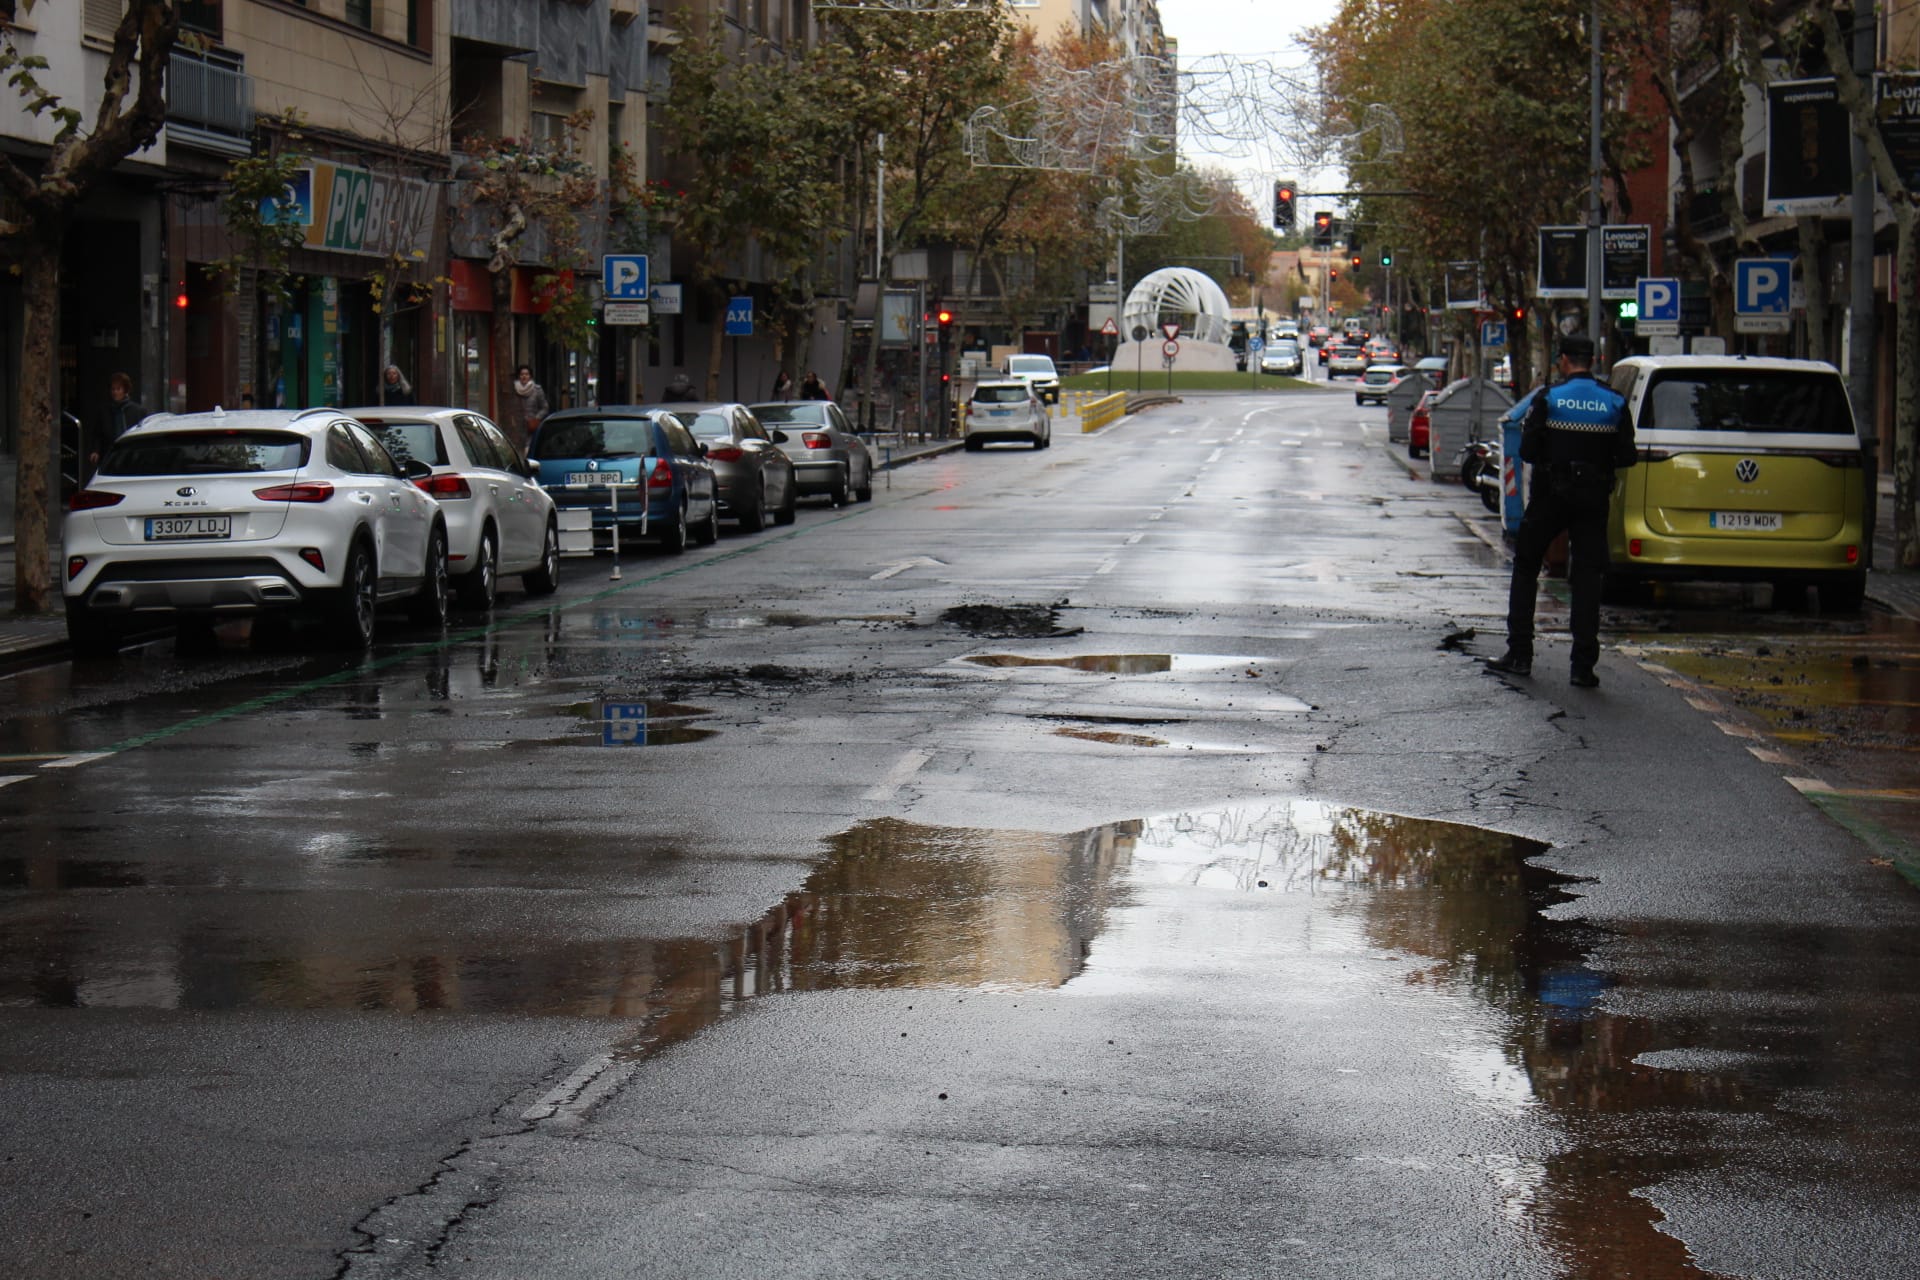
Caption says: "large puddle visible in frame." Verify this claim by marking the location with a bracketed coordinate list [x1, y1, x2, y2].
[6, 804, 1917, 1274]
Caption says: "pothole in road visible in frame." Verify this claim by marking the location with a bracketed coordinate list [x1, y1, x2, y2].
[939, 603, 1078, 638]
[967, 653, 1279, 675]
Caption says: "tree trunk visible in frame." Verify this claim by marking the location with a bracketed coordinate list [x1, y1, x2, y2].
[490, 265, 516, 446]
[1896, 203, 1918, 568]
[1796, 217, 1829, 363]
[12, 232, 63, 614]
[705, 281, 726, 401]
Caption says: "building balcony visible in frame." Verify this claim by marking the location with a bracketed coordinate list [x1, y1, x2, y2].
[166, 48, 252, 157]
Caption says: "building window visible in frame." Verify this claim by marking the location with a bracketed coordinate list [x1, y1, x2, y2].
[181, 0, 221, 36]
[345, 0, 371, 29]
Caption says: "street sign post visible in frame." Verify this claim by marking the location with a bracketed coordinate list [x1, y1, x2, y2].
[1161, 322, 1181, 341]
[602, 255, 649, 300]
[1734, 258, 1792, 334]
[1480, 320, 1508, 348]
[1636, 277, 1681, 336]
[603, 302, 649, 326]
[726, 297, 753, 399]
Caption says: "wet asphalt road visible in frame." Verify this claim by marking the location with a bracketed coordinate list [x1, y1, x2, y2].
[3, 387, 1918, 1279]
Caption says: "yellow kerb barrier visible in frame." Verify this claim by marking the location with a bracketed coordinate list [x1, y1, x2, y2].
[1079, 392, 1127, 432]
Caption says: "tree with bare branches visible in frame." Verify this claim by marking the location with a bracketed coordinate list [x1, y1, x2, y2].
[0, 0, 181, 614]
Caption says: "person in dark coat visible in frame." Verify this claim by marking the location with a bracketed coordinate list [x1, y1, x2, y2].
[91, 371, 146, 465]
[799, 371, 829, 400]
[382, 365, 415, 405]
[662, 372, 699, 401]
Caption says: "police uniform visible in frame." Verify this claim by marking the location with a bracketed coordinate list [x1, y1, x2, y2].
[1496, 339, 1636, 686]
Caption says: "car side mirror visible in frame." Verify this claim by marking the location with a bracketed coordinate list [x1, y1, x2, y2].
[697, 441, 710, 457]
[400, 458, 433, 480]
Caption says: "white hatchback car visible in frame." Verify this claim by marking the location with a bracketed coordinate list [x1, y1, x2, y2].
[63, 407, 450, 655]
[346, 406, 560, 610]
[964, 380, 1051, 450]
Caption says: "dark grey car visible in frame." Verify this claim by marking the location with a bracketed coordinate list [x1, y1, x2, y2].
[664, 403, 797, 531]
[749, 400, 874, 505]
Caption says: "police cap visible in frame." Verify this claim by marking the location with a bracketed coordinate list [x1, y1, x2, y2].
[1558, 334, 1596, 363]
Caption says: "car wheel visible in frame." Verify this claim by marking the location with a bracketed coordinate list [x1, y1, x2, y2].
[522, 520, 560, 595]
[855, 464, 873, 502]
[1479, 482, 1500, 514]
[331, 539, 378, 649]
[407, 525, 451, 628]
[1460, 457, 1483, 492]
[660, 499, 690, 554]
[774, 476, 797, 526]
[738, 480, 768, 532]
[831, 467, 850, 507]
[1817, 573, 1867, 613]
[456, 528, 497, 611]
[66, 605, 121, 659]
[693, 500, 720, 546]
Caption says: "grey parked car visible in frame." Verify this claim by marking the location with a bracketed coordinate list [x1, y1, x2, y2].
[665, 402, 797, 531]
[750, 400, 873, 505]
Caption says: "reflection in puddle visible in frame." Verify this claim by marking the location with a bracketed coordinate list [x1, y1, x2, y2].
[967, 653, 1275, 674]
[1054, 728, 1169, 748]
[6, 805, 1914, 1274]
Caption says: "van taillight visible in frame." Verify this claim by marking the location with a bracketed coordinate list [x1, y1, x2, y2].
[1629, 539, 1643, 557]
[1846, 545, 1859, 564]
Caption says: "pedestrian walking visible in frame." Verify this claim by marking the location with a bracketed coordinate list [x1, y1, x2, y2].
[90, 371, 146, 465]
[800, 371, 828, 400]
[506, 364, 548, 453]
[381, 365, 415, 406]
[771, 369, 795, 400]
[1487, 334, 1638, 689]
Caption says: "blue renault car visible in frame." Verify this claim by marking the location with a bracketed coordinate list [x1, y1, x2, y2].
[529, 408, 720, 553]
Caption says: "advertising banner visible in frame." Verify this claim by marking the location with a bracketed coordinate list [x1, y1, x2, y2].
[1764, 78, 1852, 215]
[1601, 225, 1650, 299]
[302, 160, 437, 259]
[1537, 227, 1587, 297]
[1445, 261, 1483, 311]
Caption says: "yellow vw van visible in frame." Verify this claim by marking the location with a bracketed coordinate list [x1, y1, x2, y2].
[1604, 356, 1867, 611]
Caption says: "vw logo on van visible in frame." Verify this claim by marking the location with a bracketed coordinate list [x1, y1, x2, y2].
[1734, 458, 1760, 483]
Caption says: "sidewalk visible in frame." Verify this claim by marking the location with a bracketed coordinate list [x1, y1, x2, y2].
[0, 437, 969, 665]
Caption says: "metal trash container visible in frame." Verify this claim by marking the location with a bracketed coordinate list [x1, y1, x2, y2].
[1384, 372, 1432, 444]
[1499, 388, 1543, 534]
[1427, 377, 1512, 482]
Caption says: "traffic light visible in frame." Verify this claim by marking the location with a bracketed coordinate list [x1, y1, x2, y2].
[1379, 247, 1393, 267]
[1329, 268, 1339, 281]
[936, 308, 953, 338]
[1350, 255, 1362, 270]
[1348, 231, 1362, 258]
[1273, 180, 1297, 232]
[1312, 211, 1333, 246]
[1512, 306, 1527, 323]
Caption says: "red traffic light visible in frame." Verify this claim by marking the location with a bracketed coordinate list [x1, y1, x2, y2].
[936, 309, 953, 326]
[1329, 268, 1339, 280]
[1350, 255, 1361, 269]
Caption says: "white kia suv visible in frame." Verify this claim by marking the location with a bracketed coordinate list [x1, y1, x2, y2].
[63, 407, 451, 655]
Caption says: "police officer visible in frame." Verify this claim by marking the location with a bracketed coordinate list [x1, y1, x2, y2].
[1488, 334, 1637, 688]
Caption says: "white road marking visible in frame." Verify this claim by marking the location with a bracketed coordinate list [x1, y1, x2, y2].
[871, 556, 944, 581]
[1713, 721, 1764, 741]
[1096, 557, 1119, 575]
[1785, 777, 1836, 795]
[1684, 696, 1724, 714]
[863, 748, 932, 802]
[0, 775, 31, 789]
[522, 1052, 619, 1121]
[1206, 448, 1225, 464]
[1124, 532, 1144, 545]
[43, 752, 114, 769]
[1746, 746, 1792, 765]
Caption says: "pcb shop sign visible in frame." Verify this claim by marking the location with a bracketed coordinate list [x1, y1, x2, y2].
[302, 160, 437, 259]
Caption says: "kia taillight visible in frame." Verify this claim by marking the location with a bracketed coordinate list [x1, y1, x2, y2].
[68, 490, 124, 511]
[706, 445, 744, 462]
[647, 458, 674, 490]
[67, 556, 87, 580]
[802, 432, 832, 450]
[253, 481, 334, 502]
[414, 473, 473, 499]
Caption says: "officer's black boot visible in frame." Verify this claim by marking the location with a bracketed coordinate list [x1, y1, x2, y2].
[1487, 650, 1532, 677]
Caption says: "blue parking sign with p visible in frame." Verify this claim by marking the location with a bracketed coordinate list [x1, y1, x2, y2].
[1638, 277, 1680, 322]
[1735, 258, 1790, 315]
[603, 255, 649, 300]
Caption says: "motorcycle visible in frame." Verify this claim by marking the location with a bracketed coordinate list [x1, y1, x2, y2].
[1455, 437, 1495, 494]
[1471, 437, 1503, 514]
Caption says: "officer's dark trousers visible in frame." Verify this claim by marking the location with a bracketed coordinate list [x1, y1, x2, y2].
[1506, 469, 1612, 672]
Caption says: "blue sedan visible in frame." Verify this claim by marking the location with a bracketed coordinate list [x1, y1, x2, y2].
[530, 408, 720, 553]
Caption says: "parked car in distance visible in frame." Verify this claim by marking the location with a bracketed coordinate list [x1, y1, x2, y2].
[671, 403, 798, 530]
[750, 399, 873, 505]
[1602, 356, 1867, 611]
[1261, 339, 1305, 376]
[346, 406, 558, 610]
[964, 380, 1051, 450]
[1414, 355, 1450, 385]
[1409, 391, 1436, 458]
[1355, 363, 1410, 406]
[63, 407, 450, 655]
[1001, 353, 1062, 404]
[530, 408, 719, 553]
[1328, 344, 1369, 378]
